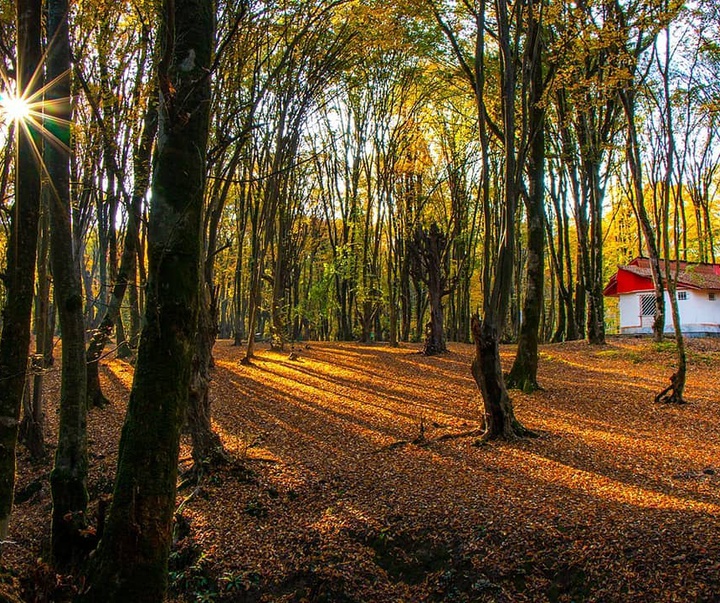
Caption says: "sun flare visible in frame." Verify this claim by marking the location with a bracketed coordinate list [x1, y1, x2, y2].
[0, 72, 73, 160]
[0, 92, 31, 123]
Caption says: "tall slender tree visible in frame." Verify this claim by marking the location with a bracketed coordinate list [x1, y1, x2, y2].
[430, 0, 533, 438]
[0, 0, 42, 542]
[85, 92, 158, 408]
[617, 0, 672, 343]
[46, 0, 90, 567]
[507, 0, 547, 391]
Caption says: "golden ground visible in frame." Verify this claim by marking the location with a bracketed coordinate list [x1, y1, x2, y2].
[6, 337, 720, 602]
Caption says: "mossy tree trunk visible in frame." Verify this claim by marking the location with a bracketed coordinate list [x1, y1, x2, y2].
[507, 11, 546, 392]
[0, 0, 42, 542]
[81, 0, 214, 599]
[46, 0, 90, 569]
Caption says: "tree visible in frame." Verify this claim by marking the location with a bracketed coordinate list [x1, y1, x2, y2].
[0, 0, 42, 542]
[650, 9, 688, 402]
[410, 222, 449, 355]
[506, 0, 547, 392]
[432, 104, 481, 345]
[241, 2, 349, 358]
[430, 0, 533, 439]
[46, 0, 90, 567]
[186, 0, 255, 468]
[19, 198, 50, 459]
[621, 86, 666, 341]
[656, 27, 687, 403]
[82, 0, 214, 598]
[544, 154, 580, 342]
[615, 0, 667, 343]
[548, 0, 629, 345]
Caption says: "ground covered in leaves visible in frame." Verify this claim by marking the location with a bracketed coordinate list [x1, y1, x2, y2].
[5, 337, 720, 602]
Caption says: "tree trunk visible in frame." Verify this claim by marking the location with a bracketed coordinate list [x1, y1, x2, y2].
[270, 248, 287, 351]
[187, 138, 244, 472]
[188, 287, 226, 471]
[471, 317, 532, 440]
[507, 8, 545, 391]
[232, 255, 245, 346]
[427, 227, 447, 355]
[127, 271, 141, 349]
[115, 315, 131, 359]
[656, 282, 686, 404]
[82, 0, 214, 598]
[621, 88, 665, 342]
[586, 160, 606, 345]
[232, 179, 248, 346]
[468, 0, 531, 440]
[657, 23, 686, 404]
[46, 0, 90, 569]
[242, 252, 264, 363]
[411, 223, 448, 355]
[424, 285, 446, 355]
[506, 221, 543, 390]
[19, 201, 51, 459]
[387, 251, 399, 347]
[399, 247, 411, 342]
[0, 0, 42, 542]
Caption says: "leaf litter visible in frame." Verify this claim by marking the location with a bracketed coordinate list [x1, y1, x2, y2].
[5, 337, 720, 602]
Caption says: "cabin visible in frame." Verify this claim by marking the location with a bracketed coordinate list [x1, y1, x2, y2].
[603, 257, 720, 336]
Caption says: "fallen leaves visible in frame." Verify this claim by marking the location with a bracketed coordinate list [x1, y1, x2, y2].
[6, 337, 720, 602]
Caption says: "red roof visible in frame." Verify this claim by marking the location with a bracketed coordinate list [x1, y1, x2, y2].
[603, 257, 720, 296]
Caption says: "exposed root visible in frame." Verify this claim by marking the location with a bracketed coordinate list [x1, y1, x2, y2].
[476, 424, 539, 443]
[375, 427, 485, 453]
[655, 372, 687, 405]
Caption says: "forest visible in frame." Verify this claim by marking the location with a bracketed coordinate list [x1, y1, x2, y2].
[0, 0, 719, 601]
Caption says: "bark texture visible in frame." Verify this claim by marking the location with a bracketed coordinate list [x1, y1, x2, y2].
[82, 0, 214, 599]
[507, 10, 545, 392]
[46, 0, 90, 568]
[471, 317, 533, 440]
[0, 0, 42, 541]
[411, 223, 449, 356]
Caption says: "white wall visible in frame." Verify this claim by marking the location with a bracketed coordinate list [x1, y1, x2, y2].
[618, 289, 720, 335]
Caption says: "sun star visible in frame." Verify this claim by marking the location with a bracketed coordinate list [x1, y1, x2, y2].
[0, 92, 31, 123]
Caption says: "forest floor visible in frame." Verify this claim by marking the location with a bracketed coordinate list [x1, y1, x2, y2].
[4, 336, 720, 602]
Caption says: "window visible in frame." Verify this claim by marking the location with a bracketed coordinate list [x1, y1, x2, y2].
[640, 294, 655, 316]
[678, 291, 688, 301]
[710, 293, 717, 301]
